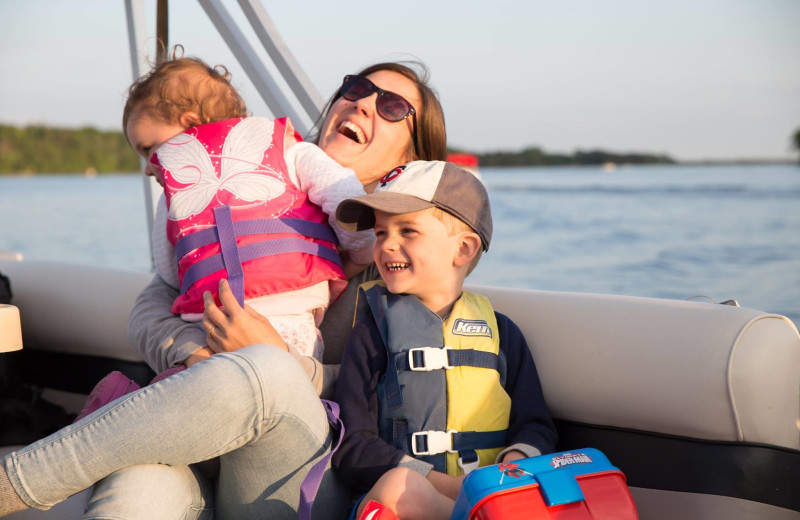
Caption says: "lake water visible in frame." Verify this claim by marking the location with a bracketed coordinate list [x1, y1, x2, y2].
[1, 164, 799, 329]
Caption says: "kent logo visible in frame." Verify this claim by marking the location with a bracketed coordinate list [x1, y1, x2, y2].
[452, 319, 492, 337]
[550, 452, 593, 469]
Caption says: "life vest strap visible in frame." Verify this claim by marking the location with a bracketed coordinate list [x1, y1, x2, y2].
[384, 348, 501, 410]
[213, 206, 246, 306]
[180, 236, 344, 296]
[405, 347, 500, 372]
[457, 450, 480, 474]
[408, 347, 453, 371]
[410, 429, 507, 457]
[174, 217, 338, 261]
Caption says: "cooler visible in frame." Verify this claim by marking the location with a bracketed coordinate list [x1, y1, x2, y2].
[450, 448, 637, 519]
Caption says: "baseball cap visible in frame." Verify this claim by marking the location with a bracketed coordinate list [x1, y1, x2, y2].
[336, 160, 492, 251]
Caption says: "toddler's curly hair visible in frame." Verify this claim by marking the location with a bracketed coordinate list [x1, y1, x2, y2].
[123, 53, 247, 136]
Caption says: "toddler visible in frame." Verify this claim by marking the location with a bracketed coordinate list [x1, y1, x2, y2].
[123, 55, 372, 359]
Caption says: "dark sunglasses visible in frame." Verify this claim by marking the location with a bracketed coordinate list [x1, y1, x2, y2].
[340, 75, 419, 157]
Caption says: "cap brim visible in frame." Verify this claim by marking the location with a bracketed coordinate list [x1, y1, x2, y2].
[336, 193, 435, 231]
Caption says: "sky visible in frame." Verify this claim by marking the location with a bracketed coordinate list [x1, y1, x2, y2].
[1, 0, 798, 161]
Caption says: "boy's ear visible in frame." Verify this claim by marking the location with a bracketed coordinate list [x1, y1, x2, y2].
[453, 232, 481, 268]
[178, 111, 202, 128]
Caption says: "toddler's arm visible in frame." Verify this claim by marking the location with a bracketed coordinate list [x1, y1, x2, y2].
[287, 141, 374, 266]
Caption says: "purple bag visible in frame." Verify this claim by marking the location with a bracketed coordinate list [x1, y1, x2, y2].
[74, 366, 186, 422]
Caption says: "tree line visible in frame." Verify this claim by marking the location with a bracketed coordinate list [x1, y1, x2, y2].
[465, 146, 675, 167]
[0, 125, 140, 174]
[3, 123, 796, 174]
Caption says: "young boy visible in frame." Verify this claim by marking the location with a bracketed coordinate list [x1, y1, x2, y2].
[333, 161, 558, 520]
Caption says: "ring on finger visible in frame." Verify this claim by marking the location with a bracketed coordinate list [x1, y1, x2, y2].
[208, 325, 217, 338]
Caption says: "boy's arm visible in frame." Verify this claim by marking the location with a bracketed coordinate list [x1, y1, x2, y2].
[426, 471, 467, 501]
[333, 319, 433, 492]
[495, 312, 559, 461]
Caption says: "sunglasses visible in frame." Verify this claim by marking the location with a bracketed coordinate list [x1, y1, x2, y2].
[340, 75, 419, 157]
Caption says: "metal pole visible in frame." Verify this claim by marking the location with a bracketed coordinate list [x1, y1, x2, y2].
[198, 0, 309, 135]
[124, 0, 160, 270]
[237, 0, 323, 122]
[156, 0, 169, 64]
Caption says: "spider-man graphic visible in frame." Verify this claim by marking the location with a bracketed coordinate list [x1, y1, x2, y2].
[498, 462, 526, 479]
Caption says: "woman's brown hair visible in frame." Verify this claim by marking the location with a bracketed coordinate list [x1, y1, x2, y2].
[308, 61, 447, 162]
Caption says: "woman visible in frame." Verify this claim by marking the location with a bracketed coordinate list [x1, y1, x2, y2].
[0, 62, 447, 520]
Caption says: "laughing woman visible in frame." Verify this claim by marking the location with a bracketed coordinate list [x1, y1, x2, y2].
[0, 61, 446, 520]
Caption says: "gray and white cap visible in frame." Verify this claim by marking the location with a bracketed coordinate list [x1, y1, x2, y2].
[336, 160, 492, 251]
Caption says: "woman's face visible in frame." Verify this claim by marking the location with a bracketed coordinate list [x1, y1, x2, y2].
[318, 70, 420, 187]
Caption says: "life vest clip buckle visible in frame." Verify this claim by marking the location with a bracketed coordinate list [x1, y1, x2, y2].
[408, 347, 453, 371]
[411, 429, 458, 455]
[457, 455, 480, 475]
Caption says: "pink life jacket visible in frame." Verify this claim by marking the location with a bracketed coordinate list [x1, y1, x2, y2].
[150, 117, 346, 315]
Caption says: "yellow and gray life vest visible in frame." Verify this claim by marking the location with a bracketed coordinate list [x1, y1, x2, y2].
[357, 282, 511, 476]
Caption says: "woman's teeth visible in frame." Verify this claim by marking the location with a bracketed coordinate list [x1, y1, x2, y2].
[338, 121, 365, 144]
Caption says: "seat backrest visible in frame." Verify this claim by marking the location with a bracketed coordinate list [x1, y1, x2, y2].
[0, 260, 152, 361]
[470, 284, 800, 450]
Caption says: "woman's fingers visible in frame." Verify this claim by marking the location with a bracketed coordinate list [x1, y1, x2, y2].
[217, 279, 244, 318]
[202, 279, 288, 353]
[203, 289, 227, 327]
[203, 289, 229, 354]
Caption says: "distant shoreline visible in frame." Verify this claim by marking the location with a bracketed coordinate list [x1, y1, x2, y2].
[1, 161, 796, 177]
[1, 123, 796, 174]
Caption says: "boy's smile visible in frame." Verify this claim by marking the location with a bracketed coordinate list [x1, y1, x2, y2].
[373, 208, 463, 317]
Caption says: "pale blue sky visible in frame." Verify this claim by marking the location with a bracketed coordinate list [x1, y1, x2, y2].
[1, 0, 798, 160]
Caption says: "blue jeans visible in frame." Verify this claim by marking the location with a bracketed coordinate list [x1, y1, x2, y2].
[3, 346, 349, 520]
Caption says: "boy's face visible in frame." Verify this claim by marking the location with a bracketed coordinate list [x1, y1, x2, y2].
[373, 208, 463, 313]
[125, 110, 187, 186]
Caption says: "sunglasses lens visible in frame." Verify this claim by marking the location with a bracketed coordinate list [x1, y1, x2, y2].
[377, 93, 412, 122]
[341, 76, 373, 101]
[340, 75, 413, 122]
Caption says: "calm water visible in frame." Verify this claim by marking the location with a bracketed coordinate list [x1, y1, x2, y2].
[1, 164, 799, 328]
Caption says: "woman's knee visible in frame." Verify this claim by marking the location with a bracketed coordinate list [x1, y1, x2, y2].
[84, 464, 213, 520]
[226, 345, 305, 385]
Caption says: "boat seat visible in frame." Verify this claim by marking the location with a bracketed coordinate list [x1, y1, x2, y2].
[0, 260, 155, 399]
[0, 260, 798, 519]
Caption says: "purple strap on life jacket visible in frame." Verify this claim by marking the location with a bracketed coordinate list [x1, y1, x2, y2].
[213, 205, 245, 307]
[174, 218, 339, 261]
[298, 399, 344, 520]
[180, 236, 344, 297]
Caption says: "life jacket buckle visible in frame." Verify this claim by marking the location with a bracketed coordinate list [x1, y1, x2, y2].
[411, 429, 458, 455]
[457, 456, 480, 475]
[408, 347, 453, 371]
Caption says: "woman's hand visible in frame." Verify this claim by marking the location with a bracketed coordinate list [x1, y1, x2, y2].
[203, 279, 288, 354]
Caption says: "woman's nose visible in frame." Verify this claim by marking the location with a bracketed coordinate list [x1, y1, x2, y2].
[354, 94, 377, 117]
